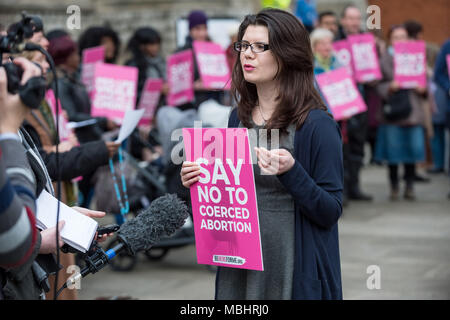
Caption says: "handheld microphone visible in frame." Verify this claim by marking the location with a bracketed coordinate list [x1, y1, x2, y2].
[62, 194, 189, 293]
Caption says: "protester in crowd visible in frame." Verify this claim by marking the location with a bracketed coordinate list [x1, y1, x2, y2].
[78, 26, 121, 64]
[375, 25, 429, 200]
[175, 10, 223, 109]
[0, 59, 42, 279]
[404, 20, 437, 183]
[125, 27, 167, 105]
[425, 44, 446, 174]
[336, 4, 362, 41]
[48, 32, 118, 143]
[433, 38, 450, 198]
[181, 8, 343, 300]
[125, 27, 167, 161]
[317, 11, 339, 39]
[310, 28, 348, 206]
[311, 28, 341, 75]
[334, 4, 374, 201]
[48, 32, 119, 207]
[366, 29, 386, 165]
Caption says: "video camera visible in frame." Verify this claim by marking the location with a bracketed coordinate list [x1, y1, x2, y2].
[0, 12, 46, 108]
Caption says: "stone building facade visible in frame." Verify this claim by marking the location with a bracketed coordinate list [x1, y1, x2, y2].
[1, 0, 370, 59]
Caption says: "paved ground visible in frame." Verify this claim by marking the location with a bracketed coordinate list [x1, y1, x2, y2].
[77, 164, 450, 300]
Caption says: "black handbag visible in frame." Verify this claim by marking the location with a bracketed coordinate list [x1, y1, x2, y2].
[382, 89, 412, 122]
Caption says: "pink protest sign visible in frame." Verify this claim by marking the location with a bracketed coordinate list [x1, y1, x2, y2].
[333, 39, 353, 77]
[393, 41, 427, 89]
[348, 33, 381, 83]
[45, 89, 72, 141]
[137, 78, 163, 126]
[90, 63, 138, 124]
[183, 128, 263, 271]
[316, 67, 367, 120]
[81, 46, 105, 94]
[193, 41, 231, 90]
[166, 49, 194, 107]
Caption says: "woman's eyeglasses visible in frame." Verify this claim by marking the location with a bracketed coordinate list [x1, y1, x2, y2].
[234, 41, 270, 53]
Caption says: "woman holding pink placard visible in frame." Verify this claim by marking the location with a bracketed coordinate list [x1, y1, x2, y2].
[181, 8, 343, 300]
[375, 25, 430, 201]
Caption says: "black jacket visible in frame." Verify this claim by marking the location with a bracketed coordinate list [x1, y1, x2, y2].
[55, 69, 108, 143]
[23, 121, 110, 181]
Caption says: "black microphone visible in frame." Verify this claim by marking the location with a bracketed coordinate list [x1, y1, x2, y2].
[63, 194, 189, 292]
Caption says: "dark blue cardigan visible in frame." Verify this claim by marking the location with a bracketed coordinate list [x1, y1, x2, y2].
[227, 108, 344, 299]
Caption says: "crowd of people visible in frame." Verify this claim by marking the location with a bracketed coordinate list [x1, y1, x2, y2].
[311, 5, 450, 202]
[0, 4, 449, 301]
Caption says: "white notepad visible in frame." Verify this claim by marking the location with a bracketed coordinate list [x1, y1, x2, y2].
[36, 190, 98, 253]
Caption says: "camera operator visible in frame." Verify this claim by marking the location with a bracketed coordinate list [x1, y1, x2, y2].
[0, 55, 113, 300]
[17, 31, 119, 300]
[0, 56, 64, 299]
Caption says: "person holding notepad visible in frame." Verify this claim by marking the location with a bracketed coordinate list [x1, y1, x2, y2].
[181, 9, 343, 300]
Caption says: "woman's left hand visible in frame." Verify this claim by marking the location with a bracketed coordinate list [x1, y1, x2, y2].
[72, 207, 114, 243]
[254, 147, 295, 175]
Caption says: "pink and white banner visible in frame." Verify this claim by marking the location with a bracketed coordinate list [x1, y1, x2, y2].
[81, 46, 105, 94]
[90, 63, 138, 124]
[183, 127, 263, 271]
[333, 39, 354, 77]
[45, 89, 72, 141]
[394, 40, 427, 88]
[316, 67, 367, 120]
[166, 49, 194, 107]
[193, 41, 231, 90]
[137, 78, 163, 126]
[348, 33, 382, 83]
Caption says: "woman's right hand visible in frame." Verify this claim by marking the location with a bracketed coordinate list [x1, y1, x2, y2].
[180, 161, 201, 188]
[389, 80, 400, 93]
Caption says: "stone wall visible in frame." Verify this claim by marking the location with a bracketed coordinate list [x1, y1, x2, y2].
[0, 0, 262, 59]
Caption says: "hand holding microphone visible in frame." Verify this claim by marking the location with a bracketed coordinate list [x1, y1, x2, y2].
[60, 194, 189, 297]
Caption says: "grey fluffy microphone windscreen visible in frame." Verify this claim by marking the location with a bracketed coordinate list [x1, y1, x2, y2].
[117, 194, 190, 254]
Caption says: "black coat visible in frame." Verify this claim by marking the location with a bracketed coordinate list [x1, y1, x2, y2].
[23, 121, 109, 181]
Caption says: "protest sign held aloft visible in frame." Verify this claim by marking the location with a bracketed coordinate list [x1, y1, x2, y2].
[167, 49, 195, 107]
[348, 33, 382, 83]
[90, 63, 138, 124]
[394, 40, 427, 89]
[316, 67, 367, 120]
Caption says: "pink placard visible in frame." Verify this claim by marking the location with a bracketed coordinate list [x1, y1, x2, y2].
[316, 67, 367, 120]
[81, 46, 105, 94]
[90, 63, 138, 124]
[137, 78, 163, 126]
[393, 41, 427, 89]
[183, 127, 263, 271]
[333, 39, 354, 77]
[45, 89, 72, 141]
[348, 33, 382, 83]
[193, 41, 231, 90]
[166, 49, 194, 107]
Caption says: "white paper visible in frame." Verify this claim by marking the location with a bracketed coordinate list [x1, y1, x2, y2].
[67, 119, 98, 129]
[36, 190, 98, 253]
[115, 109, 145, 143]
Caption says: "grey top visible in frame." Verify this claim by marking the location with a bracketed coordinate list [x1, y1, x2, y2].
[216, 120, 296, 300]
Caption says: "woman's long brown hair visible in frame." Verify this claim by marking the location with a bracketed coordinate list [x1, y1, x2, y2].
[232, 8, 329, 133]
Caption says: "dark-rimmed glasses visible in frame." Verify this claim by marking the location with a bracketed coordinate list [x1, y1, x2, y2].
[234, 41, 270, 53]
